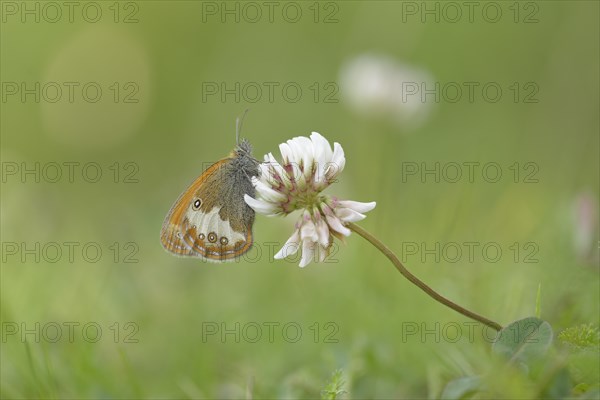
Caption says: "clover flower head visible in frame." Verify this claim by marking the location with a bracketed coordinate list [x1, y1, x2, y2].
[244, 132, 376, 267]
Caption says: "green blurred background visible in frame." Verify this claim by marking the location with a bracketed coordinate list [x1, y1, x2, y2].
[1, 1, 598, 398]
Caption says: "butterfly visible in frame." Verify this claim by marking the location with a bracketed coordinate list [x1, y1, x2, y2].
[160, 128, 260, 262]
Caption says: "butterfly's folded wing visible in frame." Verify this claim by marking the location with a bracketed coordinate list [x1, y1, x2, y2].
[160, 157, 256, 262]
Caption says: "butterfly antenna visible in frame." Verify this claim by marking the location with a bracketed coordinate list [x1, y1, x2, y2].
[236, 109, 250, 145]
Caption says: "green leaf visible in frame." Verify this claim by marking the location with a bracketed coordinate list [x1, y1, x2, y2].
[540, 367, 572, 399]
[440, 376, 481, 400]
[492, 317, 553, 365]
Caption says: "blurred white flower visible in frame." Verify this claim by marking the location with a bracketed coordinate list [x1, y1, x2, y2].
[244, 132, 375, 267]
[339, 54, 434, 129]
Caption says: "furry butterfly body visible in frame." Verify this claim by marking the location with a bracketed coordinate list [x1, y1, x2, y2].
[160, 139, 259, 262]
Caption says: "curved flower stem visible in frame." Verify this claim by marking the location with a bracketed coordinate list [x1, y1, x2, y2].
[348, 223, 503, 332]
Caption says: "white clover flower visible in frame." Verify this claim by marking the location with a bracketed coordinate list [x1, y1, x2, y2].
[244, 132, 376, 267]
[243, 135, 503, 336]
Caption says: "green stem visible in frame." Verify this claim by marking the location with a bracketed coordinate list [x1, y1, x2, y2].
[348, 223, 503, 332]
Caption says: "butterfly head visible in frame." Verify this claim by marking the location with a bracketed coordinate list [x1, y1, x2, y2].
[232, 138, 260, 179]
[235, 138, 253, 156]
